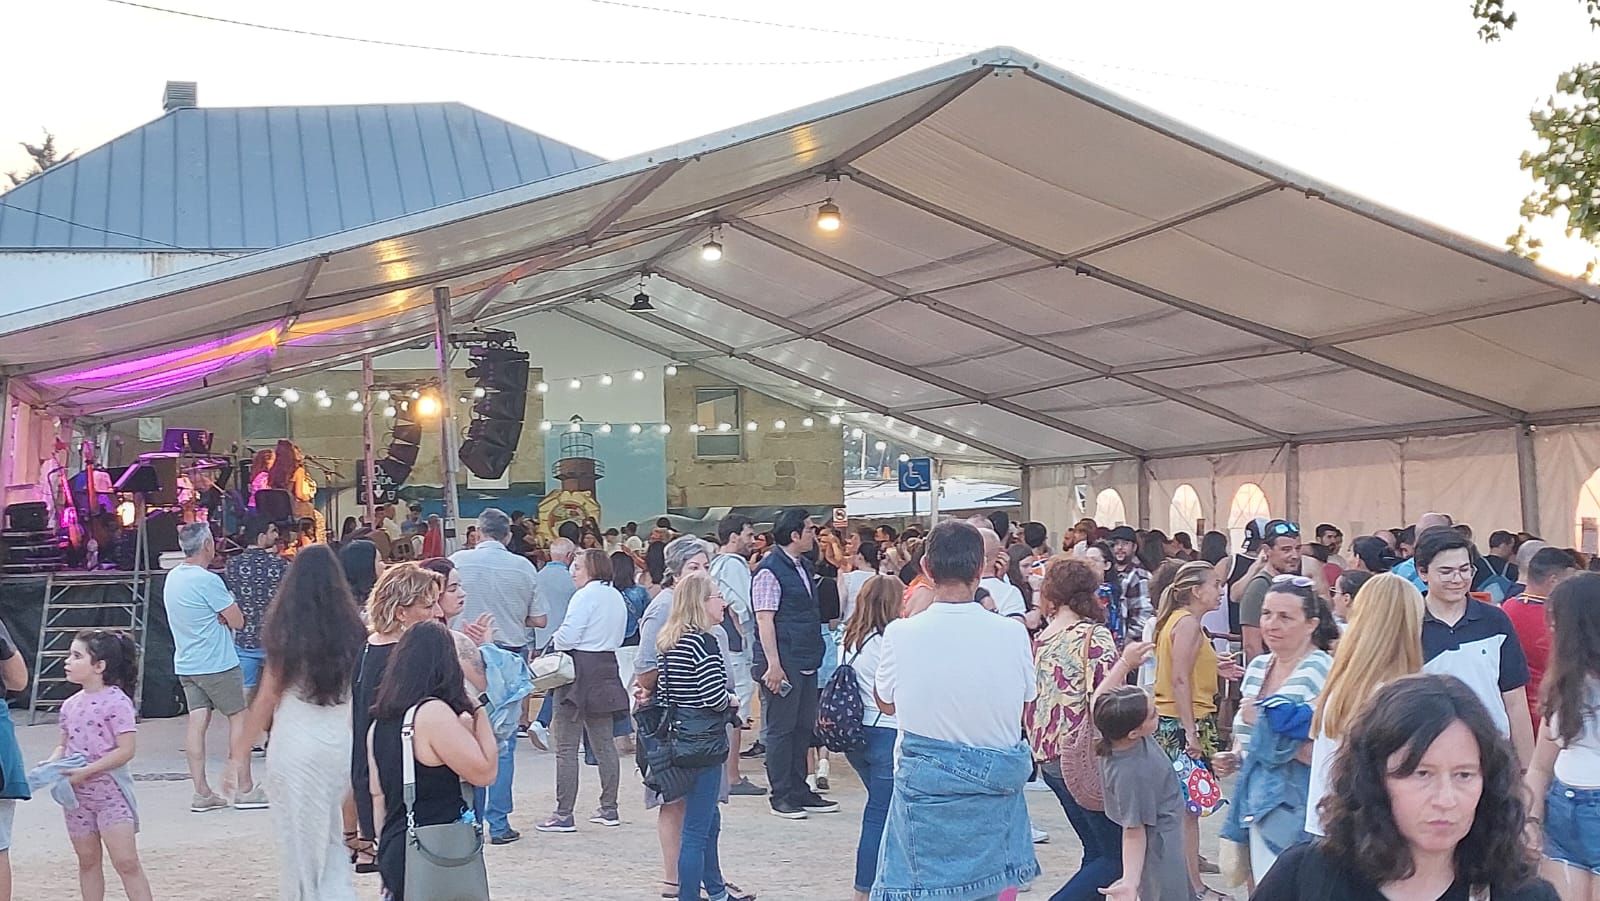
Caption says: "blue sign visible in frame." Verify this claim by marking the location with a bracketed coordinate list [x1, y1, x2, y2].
[898, 457, 932, 493]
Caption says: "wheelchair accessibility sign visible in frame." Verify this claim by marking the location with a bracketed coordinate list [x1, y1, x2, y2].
[897, 457, 932, 493]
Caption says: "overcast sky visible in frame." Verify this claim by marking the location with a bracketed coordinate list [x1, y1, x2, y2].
[5, 0, 1598, 273]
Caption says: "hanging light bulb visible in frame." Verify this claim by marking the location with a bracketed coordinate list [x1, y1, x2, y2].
[250, 396, 262, 405]
[313, 389, 328, 400]
[850, 428, 863, 439]
[599, 423, 612, 434]
[773, 419, 786, 431]
[658, 424, 671, 434]
[536, 381, 549, 394]
[718, 422, 732, 433]
[409, 390, 421, 400]
[745, 421, 758, 432]
[569, 378, 582, 390]
[801, 417, 814, 428]
[377, 390, 391, 401]
[473, 386, 486, 398]
[874, 441, 887, 452]
[631, 370, 645, 381]
[539, 420, 552, 431]
[317, 396, 332, 408]
[665, 365, 679, 377]
[815, 198, 841, 232]
[629, 424, 642, 435]
[569, 421, 581, 433]
[282, 388, 300, 403]
[383, 405, 397, 418]
[600, 374, 613, 387]
[898, 454, 910, 463]
[688, 424, 702, 433]
[829, 414, 842, 426]
[417, 395, 440, 416]
[351, 401, 365, 413]
[700, 236, 723, 262]
[274, 397, 288, 409]
[459, 395, 470, 404]
[254, 385, 270, 397]
[345, 390, 359, 401]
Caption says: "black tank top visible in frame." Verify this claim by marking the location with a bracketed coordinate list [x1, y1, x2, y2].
[371, 710, 469, 899]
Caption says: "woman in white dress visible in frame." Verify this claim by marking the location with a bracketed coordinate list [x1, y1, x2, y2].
[230, 544, 368, 900]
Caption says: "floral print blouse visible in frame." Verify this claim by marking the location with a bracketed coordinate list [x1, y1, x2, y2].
[1026, 621, 1118, 762]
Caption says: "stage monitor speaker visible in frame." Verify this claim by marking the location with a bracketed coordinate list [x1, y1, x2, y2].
[144, 510, 181, 554]
[4, 502, 48, 532]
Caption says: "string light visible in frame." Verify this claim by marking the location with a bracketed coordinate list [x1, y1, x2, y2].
[313, 389, 328, 400]
[250, 396, 262, 405]
[345, 390, 359, 401]
[539, 420, 552, 431]
[850, 428, 863, 438]
[815, 198, 841, 232]
[600, 374, 613, 386]
[629, 424, 642, 434]
[774, 419, 786, 430]
[599, 423, 612, 433]
[409, 390, 421, 400]
[536, 381, 549, 393]
[274, 397, 288, 408]
[874, 441, 887, 452]
[569, 378, 582, 390]
[253, 386, 269, 397]
[658, 424, 671, 434]
[632, 369, 646, 381]
[351, 401, 364, 412]
[801, 417, 814, 428]
[718, 423, 732, 432]
[665, 365, 679, 376]
[317, 396, 332, 408]
[383, 405, 397, 418]
[829, 414, 843, 426]
[377, 390, 391, 401]
[282, 388, 300, 403]
[688, 424, 702, 433]
[745, 421, 758, 432]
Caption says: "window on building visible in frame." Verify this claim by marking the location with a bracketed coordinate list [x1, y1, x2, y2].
[1094, 488, 1127, 527]
[1170, 483, 1202, 537]
[694, 387, 742, 459]
[1228, 483, 1271, 549]
[1575, 468, 1600, 551]
[241, 397, 291, 443]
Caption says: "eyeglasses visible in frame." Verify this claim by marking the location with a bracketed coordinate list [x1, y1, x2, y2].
[1430, 564, 1474, 582]
[1265, 521, 1301, 539]
[1270, 574, 1314, 588]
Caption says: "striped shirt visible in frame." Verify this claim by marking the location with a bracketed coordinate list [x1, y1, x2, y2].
[659, 631, 731, 710]
[1233, 649, 1332, 755]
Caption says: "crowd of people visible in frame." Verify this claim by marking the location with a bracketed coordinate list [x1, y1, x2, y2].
[10, 499, 1600, 901]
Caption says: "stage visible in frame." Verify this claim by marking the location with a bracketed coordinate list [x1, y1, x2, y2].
[0, 569, 181, 719]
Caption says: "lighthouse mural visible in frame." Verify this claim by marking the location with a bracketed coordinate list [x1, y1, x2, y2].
[537, 422, 603, 541]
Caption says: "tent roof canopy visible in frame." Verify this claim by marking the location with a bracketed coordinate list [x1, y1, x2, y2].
[5, 47, 1598, 466]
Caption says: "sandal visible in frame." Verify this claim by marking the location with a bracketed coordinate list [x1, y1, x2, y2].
[660, 881, 711, 900]
[344, 831, 378, 874]
[725, 881, 757, 901]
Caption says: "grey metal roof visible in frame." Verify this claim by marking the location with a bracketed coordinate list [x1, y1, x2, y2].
[0, 103, 604, 251]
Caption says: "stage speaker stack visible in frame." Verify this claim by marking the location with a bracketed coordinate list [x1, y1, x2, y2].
[459, 341, 530, 480]
[2, 502, 64, 574]
[376, 411, 423, 493]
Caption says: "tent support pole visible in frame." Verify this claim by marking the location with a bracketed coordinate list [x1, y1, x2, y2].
[1285, 443, 1301, 525]
[928, 459, 940, 530]
[0, 376, 10, 499]
[1137, 460, 1151, 530]
[1517, 427, 1541, 534]
[432, 287, 463, 552]
[1019, 464, 1033, 523]
[362, 356, 377, 529]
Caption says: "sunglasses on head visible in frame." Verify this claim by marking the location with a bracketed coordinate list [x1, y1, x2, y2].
[1265, 521, 1300, 539]
[1270, 574, 1314, 588]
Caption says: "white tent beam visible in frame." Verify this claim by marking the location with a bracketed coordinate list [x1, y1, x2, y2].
[1309, 288, 1583, 347]
[729, 219, 909, 298]
[656, 267, 1142, 457]
[584, 161, 688, 244]
[563, 302, 1022, 464]
[831, 68, 992, 166]
[998, 346, 1296, 399]
[889, 398, 979, 415]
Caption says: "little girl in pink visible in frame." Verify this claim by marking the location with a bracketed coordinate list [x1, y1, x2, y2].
[51, 630, 150, 901]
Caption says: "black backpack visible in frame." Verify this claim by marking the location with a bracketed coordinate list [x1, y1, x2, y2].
[814, 636, 873, 752]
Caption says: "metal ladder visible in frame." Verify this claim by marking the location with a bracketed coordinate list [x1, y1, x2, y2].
[28, 522, 151, 724]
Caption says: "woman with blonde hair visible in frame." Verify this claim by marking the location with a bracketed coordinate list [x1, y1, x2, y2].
[840, 575, 903, 901]
[1152, 559, 1245, 899]
[347, 562, 442, 872]
[1303, 572, 1424, 836]
[654, 572, 737, 901]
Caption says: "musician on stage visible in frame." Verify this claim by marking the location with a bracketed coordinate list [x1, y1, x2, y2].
[247, 448, 275, 504]
[266, 440, 322, 541]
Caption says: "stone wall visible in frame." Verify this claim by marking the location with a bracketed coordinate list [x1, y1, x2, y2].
[662, 366, 844, 508]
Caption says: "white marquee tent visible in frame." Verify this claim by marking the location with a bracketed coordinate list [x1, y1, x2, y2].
[4, 47, 1600, 548]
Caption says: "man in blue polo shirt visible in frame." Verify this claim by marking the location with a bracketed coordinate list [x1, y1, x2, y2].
[1416, 526, 1533, 768]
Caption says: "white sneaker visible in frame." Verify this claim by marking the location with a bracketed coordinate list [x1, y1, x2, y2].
[529, 722, 550, 751]
[806, 774, 819, 793]
[1031, 825, 1049, 844]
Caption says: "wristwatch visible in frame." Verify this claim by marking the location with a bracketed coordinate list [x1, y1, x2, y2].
[476, 691, 491, 709]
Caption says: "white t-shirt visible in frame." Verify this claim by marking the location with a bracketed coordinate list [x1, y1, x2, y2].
[980, 576, 1026, 619]
[843, 632, 896, 730]
[1305, 727, 1338, 836]
[839, 570, 874, 622]
[875, 601, 1036, 750]
[1553, 679, 1600, 788]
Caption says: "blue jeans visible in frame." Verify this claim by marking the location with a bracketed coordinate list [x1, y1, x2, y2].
[472, 735, 517, 836]
[236, 647, 267, 690]
[678, 764, 727, 901]
[1040, 767, 1122, 901]
[1546, 778, 1600, 873]
[844, 725, 896, 893]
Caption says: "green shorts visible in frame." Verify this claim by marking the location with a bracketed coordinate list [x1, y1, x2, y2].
[1155, 713, 1220, 762]
[179, 667, 246, 716]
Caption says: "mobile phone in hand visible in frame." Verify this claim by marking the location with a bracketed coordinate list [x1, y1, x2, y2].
[778, 679, 794, 697]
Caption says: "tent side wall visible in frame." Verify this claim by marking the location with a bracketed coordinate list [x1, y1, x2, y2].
[1028, 424, 1600, 554]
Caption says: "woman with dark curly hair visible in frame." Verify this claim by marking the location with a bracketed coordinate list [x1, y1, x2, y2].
[1025, 558, 1124, 900]
[226, 545, 367, 899]
[1253, 673, 1557, 900]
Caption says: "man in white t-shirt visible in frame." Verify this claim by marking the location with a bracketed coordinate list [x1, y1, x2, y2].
[876, 520, 1037, 749]
[976, 527, 1032, 625]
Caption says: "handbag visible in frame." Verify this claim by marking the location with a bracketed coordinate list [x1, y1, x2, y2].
[1059, 622, 1106, 811]
[400, 703, 490, 901]
[658, 639, 731, 769]
[531, 646, 574, 692]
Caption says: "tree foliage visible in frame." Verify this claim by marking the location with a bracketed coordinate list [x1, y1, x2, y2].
[1475, 2, 1600, 276]
[4, 129, 75, 188]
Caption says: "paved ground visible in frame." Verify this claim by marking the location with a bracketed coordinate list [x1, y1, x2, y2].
[9, 715, 1242, 899]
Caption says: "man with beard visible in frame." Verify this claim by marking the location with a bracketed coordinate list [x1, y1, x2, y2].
[1107, 526, 1150, 643]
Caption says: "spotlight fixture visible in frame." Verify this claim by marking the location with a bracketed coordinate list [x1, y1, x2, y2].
[536, 381, 549, 393]
[665, 364, 679, 376]
[282, 388, 300, 403]
[815, 198, 841, 232]
[627, 291, 656, 313]
[629, 424, 642, 435]
[631, 370, 645, 381]
[600, 374, 613, 386]
[417, 395, 440, 417]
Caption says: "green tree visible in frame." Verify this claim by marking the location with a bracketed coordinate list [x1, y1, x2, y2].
[5, 129, 75, 188]
[1475, 2, 1600, 278]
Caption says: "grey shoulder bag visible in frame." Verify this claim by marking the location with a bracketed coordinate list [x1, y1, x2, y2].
[401, 702, 490, 901]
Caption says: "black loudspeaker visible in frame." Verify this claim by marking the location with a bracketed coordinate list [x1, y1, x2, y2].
[4, 502, 48, 532]
[134, 455, 180, 505]
[460, 344, 529, 480]
[144, 510, 181, 554]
